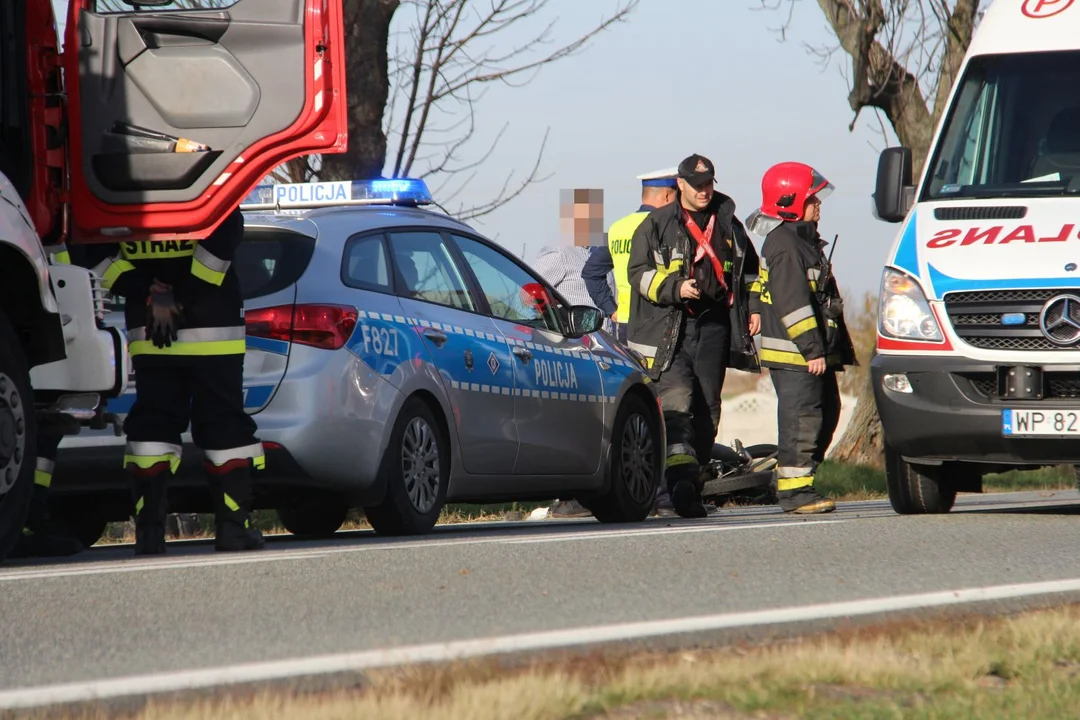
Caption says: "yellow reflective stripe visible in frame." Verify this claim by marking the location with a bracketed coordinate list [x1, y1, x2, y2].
[124, 453, 181, 474]
[33, 470, 52, 488]
[760, 349, 841, 367]
[223, 493, 240, 512]
[129, 339, 247, 356]
[135, 496, 145, 515]
[749, 280, 762, 293]
[192, 257, 227, 286]
[777, 476, 814, 492]
[787, 316, 819, 339]
[666, 454, 696, 468]
[809, 280, 818, 292]
[646, 260, 683, 303]
[102, 259, 136, 291]
[254, 455, 266, 471]
[54, 251, 71, 265]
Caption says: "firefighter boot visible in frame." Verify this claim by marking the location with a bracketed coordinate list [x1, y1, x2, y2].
[777, 486, 836, 514]
[209, 461, 265, 552]
[128, 466, 169, 555]
[9, 483, 83, 559]
[667, 463, 708, 519]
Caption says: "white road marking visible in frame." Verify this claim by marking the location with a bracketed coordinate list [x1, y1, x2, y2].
[3, 576, 1080, 710]
[0, 519, 844, 583]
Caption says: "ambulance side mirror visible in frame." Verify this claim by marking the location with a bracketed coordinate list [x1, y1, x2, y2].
[873, 146, 915, 224]
[565, 306, 604, 338]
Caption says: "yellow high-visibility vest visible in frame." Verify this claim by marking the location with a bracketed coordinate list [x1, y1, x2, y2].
[606, 210, 651, 321]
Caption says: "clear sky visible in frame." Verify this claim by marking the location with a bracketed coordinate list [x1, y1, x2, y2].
[54, 0, 908, 299]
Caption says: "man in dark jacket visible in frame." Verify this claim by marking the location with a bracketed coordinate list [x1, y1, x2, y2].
[746, 162, 856, 514]
[626, 153, 762, 518]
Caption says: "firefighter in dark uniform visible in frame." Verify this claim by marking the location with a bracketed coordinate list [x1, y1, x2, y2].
[746, 162, 856, 514]
[627, 154, 762, 518]
[9, 241, 85, 558]
[87, 209, 264, 554]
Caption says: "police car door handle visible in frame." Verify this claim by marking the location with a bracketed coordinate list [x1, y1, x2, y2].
[423, 329, 448, 346]
[598, 361, 612, 371]
[512, 346, 532, 363]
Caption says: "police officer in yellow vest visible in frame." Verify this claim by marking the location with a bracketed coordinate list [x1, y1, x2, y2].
[582, 168, 678, 343]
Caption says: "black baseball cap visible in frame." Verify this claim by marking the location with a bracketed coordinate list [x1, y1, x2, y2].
[677, 154, 715, 186]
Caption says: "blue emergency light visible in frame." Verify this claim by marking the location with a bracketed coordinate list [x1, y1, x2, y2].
[240, 177, 434, 212]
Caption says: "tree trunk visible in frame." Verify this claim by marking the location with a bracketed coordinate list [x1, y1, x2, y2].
[319, 0, 400, 182]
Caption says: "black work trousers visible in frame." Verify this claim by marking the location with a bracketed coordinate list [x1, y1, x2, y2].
[770, 367, 841, 495]
[123, 355, 257, 454]
[654, 314, 731, 489]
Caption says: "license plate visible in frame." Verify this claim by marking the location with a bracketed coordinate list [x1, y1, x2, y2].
[1003, 409, 1080, 436]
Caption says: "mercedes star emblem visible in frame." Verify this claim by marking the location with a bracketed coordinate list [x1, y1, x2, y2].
[1038, 294, 1080, 346]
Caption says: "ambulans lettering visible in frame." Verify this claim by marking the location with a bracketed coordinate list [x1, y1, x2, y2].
[925, 224, 1077, 248]
[534, 358, 579, 390]
[361, 324, 399, 357]
[121, 240, 196, 258]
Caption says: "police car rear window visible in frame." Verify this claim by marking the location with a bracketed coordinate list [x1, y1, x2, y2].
[235, 228, 316, 299]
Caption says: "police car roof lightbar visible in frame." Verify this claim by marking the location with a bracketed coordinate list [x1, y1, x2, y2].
[239, 178, 434, 213]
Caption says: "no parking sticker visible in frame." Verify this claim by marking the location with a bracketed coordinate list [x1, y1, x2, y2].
[1022, 0, 1074, 18]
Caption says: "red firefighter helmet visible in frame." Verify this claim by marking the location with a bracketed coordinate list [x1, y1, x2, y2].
[520, 282, 553, 315]
[759, 162, 834, 222]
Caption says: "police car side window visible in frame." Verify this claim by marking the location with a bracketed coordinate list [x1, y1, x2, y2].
[341, 234, 392, 294]
[388, 231, 476, 312]
[93, 1, 238, 12]
[450, 235, 563, 335]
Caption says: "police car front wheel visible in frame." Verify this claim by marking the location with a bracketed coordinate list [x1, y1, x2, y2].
[588, 394, 662, 524]
[365, 397, 449, 536]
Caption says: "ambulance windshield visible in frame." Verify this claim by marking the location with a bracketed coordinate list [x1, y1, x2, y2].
[923, 50, 1080, 201]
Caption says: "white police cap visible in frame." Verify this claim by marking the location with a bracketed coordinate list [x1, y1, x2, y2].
[636, 167, 679, 188]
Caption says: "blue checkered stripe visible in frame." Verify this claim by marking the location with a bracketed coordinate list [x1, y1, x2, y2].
[351, 309, 639, 404]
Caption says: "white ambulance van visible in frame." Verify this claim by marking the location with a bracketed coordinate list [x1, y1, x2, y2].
[871, 0, 1080, 514]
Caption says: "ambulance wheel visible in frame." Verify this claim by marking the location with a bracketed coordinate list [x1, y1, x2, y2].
[885, 443, 956, 514]
[365, 397, 449, 536]
[590, 394, 662, 524]
[0, 313, 36, 565]
[277, 494, 348, 538]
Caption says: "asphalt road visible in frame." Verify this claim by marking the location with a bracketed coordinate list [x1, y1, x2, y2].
[5, 490, 1080, 709]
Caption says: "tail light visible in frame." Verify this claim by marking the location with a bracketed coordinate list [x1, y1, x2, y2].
[245, 304, 358, 351]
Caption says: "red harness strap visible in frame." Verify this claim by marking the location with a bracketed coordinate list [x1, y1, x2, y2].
[681, 208, 732, 308]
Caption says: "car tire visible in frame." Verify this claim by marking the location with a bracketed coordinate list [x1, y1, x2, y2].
[277, 494, 349, 538]
[885, 442, 957, 514]
[589, 394, 661, 524]
[0, 313, 36, 565]
[364, 397, 449, 536]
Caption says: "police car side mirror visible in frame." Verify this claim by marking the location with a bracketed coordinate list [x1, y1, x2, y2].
[873, 146, 915, 224]
[565, 306, 604, 338]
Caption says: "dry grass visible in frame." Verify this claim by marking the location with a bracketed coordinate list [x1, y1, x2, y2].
[37, 605, 1080, 719]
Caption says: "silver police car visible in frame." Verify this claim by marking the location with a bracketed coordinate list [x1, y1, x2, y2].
[53, 178, 664, 542]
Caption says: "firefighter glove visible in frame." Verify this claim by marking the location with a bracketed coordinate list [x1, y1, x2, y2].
[147, 285, 182, 348]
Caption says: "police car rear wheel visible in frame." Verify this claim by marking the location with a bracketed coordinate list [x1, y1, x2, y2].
[0, 314, 35, 565]
[885, 443, 957, 514]
[590, 394, 661, 524]
[365, 397, 448, 536]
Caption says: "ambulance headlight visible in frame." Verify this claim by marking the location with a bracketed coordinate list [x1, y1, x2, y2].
[879, 268, 943, 342]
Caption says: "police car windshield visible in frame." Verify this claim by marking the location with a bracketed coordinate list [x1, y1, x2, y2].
[923, 50, 1080, 201]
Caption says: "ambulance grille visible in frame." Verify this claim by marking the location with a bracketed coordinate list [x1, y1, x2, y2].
[943, 289, 1080, 351]
[933, 206, 1027, 221]
[962, 373, 1080, 400]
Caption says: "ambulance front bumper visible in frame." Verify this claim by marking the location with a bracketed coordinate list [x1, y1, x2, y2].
[872, 354, 1080, 465]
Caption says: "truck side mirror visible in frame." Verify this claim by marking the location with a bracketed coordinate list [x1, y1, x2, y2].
[873, 147, 915, 223]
